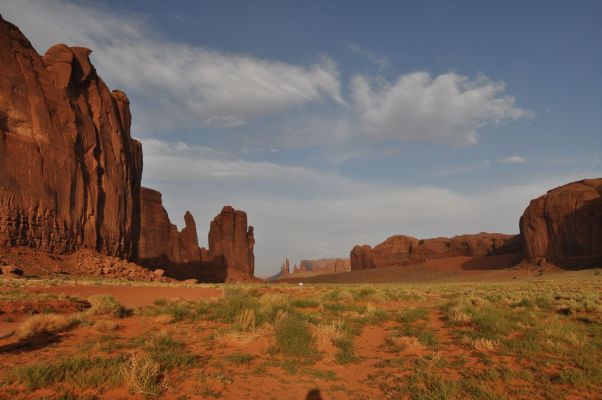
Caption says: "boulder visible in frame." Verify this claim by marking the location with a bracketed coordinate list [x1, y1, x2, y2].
[1, 265, 23, 276]
[520, 178, 602, 268]
[0, 16, 142, 259]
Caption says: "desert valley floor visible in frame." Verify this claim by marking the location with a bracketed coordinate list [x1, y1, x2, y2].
[0, 260, 600, 400]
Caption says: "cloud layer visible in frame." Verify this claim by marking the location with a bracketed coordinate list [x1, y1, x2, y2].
[2, 0, 531, 146]
[1, 0, 342, 132]
[351, 72, 531, 146]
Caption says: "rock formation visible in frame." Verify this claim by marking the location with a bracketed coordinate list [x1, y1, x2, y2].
[298, 258, 351, 274]
[208, 206, 255, 277]
[138, 197, 255, 280]
[520, 178, 602, 268]
[138, 187, 202, 268]
[350, 245, 375, 270]
[350, 233, 520, 270]
[0, 16, 142, 259]
[280, 257, 291, 277]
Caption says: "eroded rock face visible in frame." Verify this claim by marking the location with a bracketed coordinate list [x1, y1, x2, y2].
[280, 257, 291, 277]
[350, 233, 519, 270]
[138, 196, 255, 280]
[0, 16, 142, 259]
[138, 187, 201, 268]
[208, 206, 255, 277]
[520, 178, 602, 268]
[350, 245, 374, 270]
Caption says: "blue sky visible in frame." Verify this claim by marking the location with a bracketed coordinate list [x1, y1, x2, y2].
[2, 0, 601, 276]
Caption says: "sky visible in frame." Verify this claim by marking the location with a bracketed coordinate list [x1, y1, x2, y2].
[2, 0, 601, 276]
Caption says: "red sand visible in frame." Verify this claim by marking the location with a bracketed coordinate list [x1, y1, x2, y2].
[28, 285, 224, 307]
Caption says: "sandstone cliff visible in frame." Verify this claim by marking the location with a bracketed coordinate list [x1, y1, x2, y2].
[138, 194, 255, 280]
[208, 206, 255, 277]
[0, 16, 142, 259]
[138, 187, 201, 268]
[520, 178, 602, 268]
[350, 233, 520, 270]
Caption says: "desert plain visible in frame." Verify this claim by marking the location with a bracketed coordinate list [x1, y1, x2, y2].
[1, 259, 601, 400]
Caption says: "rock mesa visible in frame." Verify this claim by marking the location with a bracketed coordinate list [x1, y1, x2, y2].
[351, 233, 520, 270]
[520, 178, 602, 268]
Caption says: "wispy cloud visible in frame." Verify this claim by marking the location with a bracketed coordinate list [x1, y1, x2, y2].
[1, 0, 343, 133]
[347, 43, 391, 70]
[498, 155, 527, 164]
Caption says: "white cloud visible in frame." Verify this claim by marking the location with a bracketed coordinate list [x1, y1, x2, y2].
[351, 72, 532, 146]
[1, 0, 343, 133]
[498, 155, 527, 164]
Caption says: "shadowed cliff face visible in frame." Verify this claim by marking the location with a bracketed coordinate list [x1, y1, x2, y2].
[520, 178, 602, 268]
[138, 190, 255, 280]
[0, 16, 142, 259]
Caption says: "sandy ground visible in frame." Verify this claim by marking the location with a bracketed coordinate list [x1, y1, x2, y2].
[27, 285, 224, 307]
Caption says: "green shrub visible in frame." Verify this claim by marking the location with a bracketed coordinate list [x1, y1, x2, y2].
[87, 295, 132, 318]
[396, 307, 429, 323]
[274, 315, 317, 357]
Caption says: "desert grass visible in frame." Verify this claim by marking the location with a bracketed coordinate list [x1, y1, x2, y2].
[122, 352, 165, 398]
[1, 269, 601, 399]
[274, 314, 317, 358]
[7, 356, 124, 391]
[87, 294, 132, 318]
[15, 314, 82, 339]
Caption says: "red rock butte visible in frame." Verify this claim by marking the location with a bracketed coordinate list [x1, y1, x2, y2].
[0, 15, 255, 281]
[520, 178, 602, 268]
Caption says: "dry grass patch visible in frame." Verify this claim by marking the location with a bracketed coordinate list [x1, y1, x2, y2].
[15, 314, 80, 340]
[122, 352, 165, 398]
[472, 338, 498, 352]
[235, 308, 256, 332]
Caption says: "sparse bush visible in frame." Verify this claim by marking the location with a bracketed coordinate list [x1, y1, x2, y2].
[472, 338, 498, 352]
[275, 315, 317, 357]
[235, 308, 256, 332]
[333, 336, 359, 364]
[87, 295, 131, 318]
[396, 307, 429, 323]
[122, 352, 164, 398]
[144, 333, 197, 369]
[15, 314, 80, 339]
[291, 298, 320, 308]
[10, 356, 123, 391]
